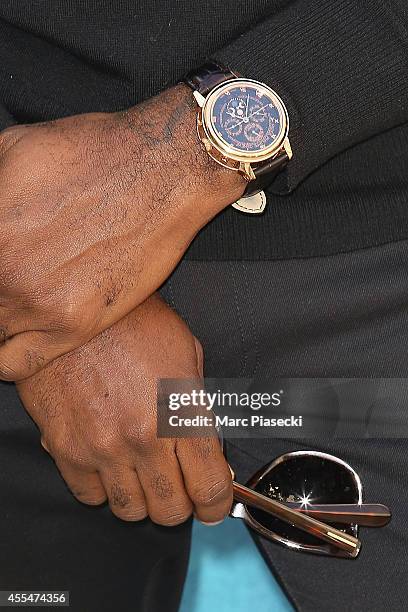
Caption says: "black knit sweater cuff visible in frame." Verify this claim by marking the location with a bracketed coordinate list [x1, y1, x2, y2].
[214, 0, 408, 194]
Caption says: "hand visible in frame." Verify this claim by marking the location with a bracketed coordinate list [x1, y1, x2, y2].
[17, 293, 233, 525]
[0, 85, 245, 381]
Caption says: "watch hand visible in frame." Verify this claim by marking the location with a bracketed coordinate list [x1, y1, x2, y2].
[247, 103, 269, 119]
[226, 107, 237, 118]
[231, 103, 270, 129]
[245, 94, 250, 118]
[231, 116, 249, 129]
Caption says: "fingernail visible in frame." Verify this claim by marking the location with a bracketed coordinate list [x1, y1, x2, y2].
[228, 464, 235, 479]
[193, 512, 224, 527]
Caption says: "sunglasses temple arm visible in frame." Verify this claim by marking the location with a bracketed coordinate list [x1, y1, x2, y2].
[282, 502, 391, 527]
[232, 482, 361, 557]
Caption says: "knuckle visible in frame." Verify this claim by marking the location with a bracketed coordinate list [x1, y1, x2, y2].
[191, 474, 232, 508]
[56, 450, 79, 467]
[126, 422, 158, 453]
[53, 299, 86, 333]
[150, 503, 193, 527]
[112, 506, 148, 522]
[89, 434, 118, 459]
[40, 295, 95, 340]
[60, 300, 86, 330]
[109, 482, 148, 521]
[53, 439, 85, 467]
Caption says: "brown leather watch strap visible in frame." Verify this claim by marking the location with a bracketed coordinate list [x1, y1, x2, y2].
[243, 151, 289, 197]
[184, 60, 238, 96]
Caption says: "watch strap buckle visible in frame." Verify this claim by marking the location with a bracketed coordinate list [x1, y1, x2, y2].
[231, 191, 266, 214]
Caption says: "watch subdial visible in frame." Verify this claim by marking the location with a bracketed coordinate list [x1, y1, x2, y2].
[224, 117, 243, 137]
[225, 97, 246, 121]
[244, 122, 265, 143]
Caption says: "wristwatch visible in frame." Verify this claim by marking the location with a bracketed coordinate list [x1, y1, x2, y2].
[185, 61, 292, 213]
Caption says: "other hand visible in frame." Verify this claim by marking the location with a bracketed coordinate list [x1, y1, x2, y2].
[17, 293, 233, 525]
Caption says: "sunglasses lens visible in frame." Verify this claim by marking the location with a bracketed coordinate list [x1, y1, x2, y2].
[246, 454, 359, 547]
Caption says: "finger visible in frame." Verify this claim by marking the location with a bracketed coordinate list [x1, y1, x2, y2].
[136, 445, 193, 526]
[56, 461, 108, 506]
[99, 466, 148, 522]
[0, 330, 70, 381]
[176, 436, 233, 524]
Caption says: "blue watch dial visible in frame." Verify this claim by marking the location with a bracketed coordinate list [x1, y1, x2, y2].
[210, 83, 284, 153]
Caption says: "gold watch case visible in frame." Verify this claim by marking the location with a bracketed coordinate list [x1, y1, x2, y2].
[193, 78, 292, 181]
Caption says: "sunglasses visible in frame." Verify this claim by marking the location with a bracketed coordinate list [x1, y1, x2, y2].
[229, 450, 391, 558]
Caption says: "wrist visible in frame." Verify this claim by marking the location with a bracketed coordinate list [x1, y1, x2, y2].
[172, 83, 247, 210]
[122, 84, 246, 221]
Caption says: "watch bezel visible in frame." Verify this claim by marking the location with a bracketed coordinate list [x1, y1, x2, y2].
[201, 78, 289, 163]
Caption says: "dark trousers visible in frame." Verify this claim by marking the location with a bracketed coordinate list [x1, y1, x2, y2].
[1, 239, 408, 611]
[0, 382, 191, 612]
[162, 239, 408, 612]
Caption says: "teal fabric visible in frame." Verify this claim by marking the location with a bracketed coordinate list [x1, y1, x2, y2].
[180, 518, 293, 612]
